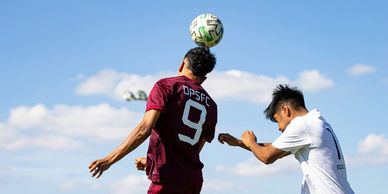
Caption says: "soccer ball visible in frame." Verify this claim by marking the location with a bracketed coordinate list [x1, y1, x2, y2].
[189, 13, 224, 48]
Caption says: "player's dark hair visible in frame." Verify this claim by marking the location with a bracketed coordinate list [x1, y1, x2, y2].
[184, 47, 216, 77]
[264, 84, 307, 122]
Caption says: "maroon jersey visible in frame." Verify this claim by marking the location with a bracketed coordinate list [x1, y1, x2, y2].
[145, 75, 217, 184]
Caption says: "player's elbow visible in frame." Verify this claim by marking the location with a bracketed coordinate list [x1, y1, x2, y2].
[260, 155, 277, 165]
[263, 159, 275, 165]
[261, 159, 273, 165]
[137, 125, 152, 138]
[136, 110, 159, 138]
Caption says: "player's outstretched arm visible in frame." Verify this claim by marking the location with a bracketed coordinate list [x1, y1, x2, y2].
[218, 133, 250, 150]
[89, 109, 161, 178]
[241, 130, 287, 164]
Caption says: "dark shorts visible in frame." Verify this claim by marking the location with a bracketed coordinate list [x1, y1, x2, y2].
[147, 182, 202, 194]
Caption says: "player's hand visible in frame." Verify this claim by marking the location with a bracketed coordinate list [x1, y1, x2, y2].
[218, 133, 241, 146]
[241, 130, 257, 149]
[135, 157, 146, 171]
[88, 158, 112, 179]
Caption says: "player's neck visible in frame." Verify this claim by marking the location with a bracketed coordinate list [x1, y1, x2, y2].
[292, 108, 309, 118]
[182, 73, 203, 84]
[179, 68, 203, 84]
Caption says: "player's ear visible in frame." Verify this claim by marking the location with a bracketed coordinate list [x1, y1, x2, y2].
[178, 61, 185, 73]
[284, 105, 292, 117]
[281, 105, 290, 117]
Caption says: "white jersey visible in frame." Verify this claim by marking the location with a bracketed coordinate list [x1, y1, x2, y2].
[272, 109, 354, 194]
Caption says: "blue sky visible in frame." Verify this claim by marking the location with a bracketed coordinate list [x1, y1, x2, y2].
[1, 1, 387, 194]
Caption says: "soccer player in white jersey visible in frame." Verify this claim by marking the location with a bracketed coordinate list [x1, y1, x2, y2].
[218, 84, 354, 194]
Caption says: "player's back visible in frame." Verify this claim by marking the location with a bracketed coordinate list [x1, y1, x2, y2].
[298, 109, 354, 194]
[145, 75, 217, 184]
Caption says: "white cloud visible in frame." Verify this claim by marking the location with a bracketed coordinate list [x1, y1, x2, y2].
[204, 70, 290, 104]
[348, 134, 388, 165]
[4, 134, 82, 151]
[75, 69, 333, 105]
[347, 64, 376, 76]
[296, 70, 333, 91]
[0, 103, 143, 150]
[110, 174, 149, 194]
[75, 69, 172, 99]
[358, 134, 388, 154]
[75, 69, 127, 97]
[7, 104, 48, 129]
[216, 156, 299, 177]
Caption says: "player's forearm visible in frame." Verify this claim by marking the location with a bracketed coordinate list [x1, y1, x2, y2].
[237, 139, 250, 150]
[107, 125, 151, 164]
[238, 141, 270, 151]
[248, 143, 275, 164]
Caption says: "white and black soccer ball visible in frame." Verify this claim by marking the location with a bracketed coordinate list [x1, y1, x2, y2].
[189, 13, 224, 48]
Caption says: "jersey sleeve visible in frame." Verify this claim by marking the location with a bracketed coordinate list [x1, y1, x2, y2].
[146, 80, 171, 112]
[272, 117, 312, 153]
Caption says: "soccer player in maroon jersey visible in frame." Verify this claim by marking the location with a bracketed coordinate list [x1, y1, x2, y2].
[88, 47, 217, 194]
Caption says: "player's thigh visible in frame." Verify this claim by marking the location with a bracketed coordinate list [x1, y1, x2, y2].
[147, 182, 202, 194]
